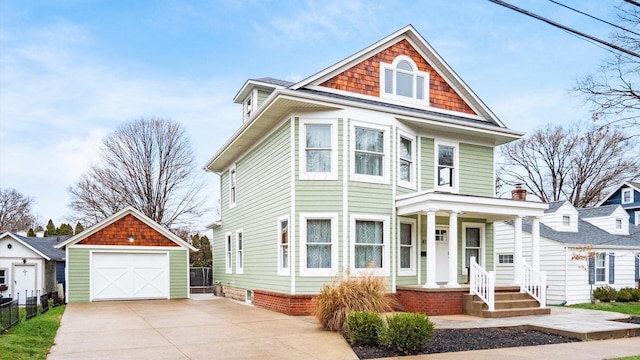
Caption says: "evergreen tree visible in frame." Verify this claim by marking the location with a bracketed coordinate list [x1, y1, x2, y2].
[27, 228, 36, 237]
[58, 223, 73, 236]
[74, 222, 84, 235]
[45, 219, 57, 237]
[189, 233, 213, 267]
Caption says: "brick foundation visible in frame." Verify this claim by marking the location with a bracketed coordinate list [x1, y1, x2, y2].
[253, 290, 315, 316]
[396, 286, 464, 316]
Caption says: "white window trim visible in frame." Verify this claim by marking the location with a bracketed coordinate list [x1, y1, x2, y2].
[243, 90, 256, 123]
[236, 229, 244, 274]
[397, 129, 416, 190]
[398, 217, 416, 276]
[379, 55, 430, 106]
[434, 139, 459, 193]
[562, 215, 571, 227]
[461, 222, 485, 275]
[224, 232, 232, 274]
[300, 213, 339, 277]
[497, 253, 514, 266]
[229, 165, 237, 209]
[0, 268, 6, 285]
[635, 211, 640, 226]
[594, 252, 607, 284]
[277, 215, 290, 276]
[622, 188, 633, 204]
[350, 121, 390, 184]
[350, 214, 390, 277]
[615, 218, 623, 230]
[299, 118, 339, 180]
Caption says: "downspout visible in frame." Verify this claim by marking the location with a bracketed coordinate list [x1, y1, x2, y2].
[564, 245, 568, 304]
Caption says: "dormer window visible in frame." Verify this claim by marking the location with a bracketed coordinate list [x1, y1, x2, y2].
[562, 215, 570, 227]
[615, 218, 622, 230]
[622, 188, 633, 204]
[380, 56, 429, 105]
[244, 96, 253, 121]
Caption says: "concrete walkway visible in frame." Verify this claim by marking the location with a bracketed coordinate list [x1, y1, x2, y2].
[48, 296, 640, 360]
[48, 296, 357, 360]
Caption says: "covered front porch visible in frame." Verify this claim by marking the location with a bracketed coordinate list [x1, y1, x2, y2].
[396, 191, 549, 316]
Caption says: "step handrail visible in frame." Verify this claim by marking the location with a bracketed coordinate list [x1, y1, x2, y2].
[469, 256, 495, 311]
[520, 260, 547, 308]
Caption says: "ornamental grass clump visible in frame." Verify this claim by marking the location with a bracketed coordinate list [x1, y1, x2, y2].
[344, 311, 385, 345]
[382, 312, 435, 355]
[313, 271, 395, 332]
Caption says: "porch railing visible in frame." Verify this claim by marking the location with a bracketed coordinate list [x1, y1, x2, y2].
[469, 256, 495, 311]
[521, 260, 547, 308]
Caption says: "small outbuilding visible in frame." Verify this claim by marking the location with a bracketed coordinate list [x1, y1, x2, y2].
[0, 232, 67, 304]
[56, 207, 196, 302]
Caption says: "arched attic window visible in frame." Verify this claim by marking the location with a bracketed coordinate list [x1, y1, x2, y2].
[380, 56, 429, 104]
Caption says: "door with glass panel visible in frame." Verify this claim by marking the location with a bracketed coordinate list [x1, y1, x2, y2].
[463, 225, 482, 282]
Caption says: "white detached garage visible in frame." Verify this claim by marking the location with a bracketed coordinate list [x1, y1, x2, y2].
[56, 207, 197, 302]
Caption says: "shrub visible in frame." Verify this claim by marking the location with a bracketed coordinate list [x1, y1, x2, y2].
[382, 312, 435, 355]
[617, 288, 638, 302]
[313, 271, 395, 332]
[344, 311, 384, 345]
[593, 285, 618, 302]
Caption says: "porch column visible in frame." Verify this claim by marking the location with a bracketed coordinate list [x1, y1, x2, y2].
[513, 216, 523, 285]
[446, 211, 460, 288]
[531, 216, 541, 270]
[424, 210, 438, 288]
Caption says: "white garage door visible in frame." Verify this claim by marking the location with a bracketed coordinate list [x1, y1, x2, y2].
[91, 252, 169, 301]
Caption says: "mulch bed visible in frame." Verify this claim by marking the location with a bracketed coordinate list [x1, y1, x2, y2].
[349, 327, 581, 359]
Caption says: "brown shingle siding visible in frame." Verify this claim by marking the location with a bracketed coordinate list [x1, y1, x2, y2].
[78, 214, 179, 247]
[319, 39, 475, 115]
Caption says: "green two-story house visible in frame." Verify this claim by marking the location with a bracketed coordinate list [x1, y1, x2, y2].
[205, 25, 547, 316]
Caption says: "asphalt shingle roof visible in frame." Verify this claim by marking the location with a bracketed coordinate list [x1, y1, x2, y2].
[578, 205, 618, 218]
[12, 234, 68, 261]
[545, 200, 566, 213]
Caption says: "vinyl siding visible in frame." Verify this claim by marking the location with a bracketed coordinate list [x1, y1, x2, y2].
[295, 118, 344, 294]
[459, 143, 494, 196]
[257, 89, 271, 107]
[169, 250, 188, 299]
[213, 120, 291, 294]
[420, 137, 434, 190]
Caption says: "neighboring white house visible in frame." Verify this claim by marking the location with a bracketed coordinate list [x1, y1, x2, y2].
[0, 232, 67, 304]
[495, 201, 640, 305]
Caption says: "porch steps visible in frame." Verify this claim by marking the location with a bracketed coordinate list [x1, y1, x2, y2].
[463, 292, 551, 318]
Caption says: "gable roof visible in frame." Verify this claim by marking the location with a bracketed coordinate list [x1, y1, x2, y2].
[545, 200, 567, 213]
[596, 180, 640, 206]
[204, 25, 525, 173]
[291, 24, 503, 127]
[55, 207, 197, 251]
[0, 232, 67, 261]
[578, 205, 620, 218]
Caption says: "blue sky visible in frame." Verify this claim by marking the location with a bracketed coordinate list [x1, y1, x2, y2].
[0, 0, 617, 229]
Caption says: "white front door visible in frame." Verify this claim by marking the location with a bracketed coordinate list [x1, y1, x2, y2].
[435, 227, 449, 283]
[14, 264, 36, 304]
[91, 252, 169, 301]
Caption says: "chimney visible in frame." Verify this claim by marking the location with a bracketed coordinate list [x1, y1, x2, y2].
[511, 184, 527, 201]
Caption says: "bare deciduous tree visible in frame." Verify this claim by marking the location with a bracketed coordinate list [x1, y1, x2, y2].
[68, 118, 207, 227]
[0, 188, 36, 232]
[574, 2, 640, 130]
[499, 122, 640, 207]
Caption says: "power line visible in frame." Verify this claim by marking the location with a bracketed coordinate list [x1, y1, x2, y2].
[487, 0, 640, 58]
[548, 0, 640, 37]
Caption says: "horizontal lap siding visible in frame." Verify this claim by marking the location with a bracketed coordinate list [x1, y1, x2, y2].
[295, 118, 344, 294]
[214, 121, 291, 294]
[67, 248, 90, 302]
[169, 250, 188, 299]
[459, 143, 494, 197]
[420, 137, 434, 190]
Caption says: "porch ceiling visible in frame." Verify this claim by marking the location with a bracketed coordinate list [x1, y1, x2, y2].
[396, 191, 548, 221]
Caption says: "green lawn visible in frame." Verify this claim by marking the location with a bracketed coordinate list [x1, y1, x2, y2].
[0, 305, 65, 360]
[569, 302, 640, 316]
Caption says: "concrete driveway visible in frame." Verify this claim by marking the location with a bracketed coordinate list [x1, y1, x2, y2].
[48, 296, 357, 360]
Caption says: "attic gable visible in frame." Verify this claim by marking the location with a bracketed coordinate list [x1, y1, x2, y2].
[318, 39, 475, 115]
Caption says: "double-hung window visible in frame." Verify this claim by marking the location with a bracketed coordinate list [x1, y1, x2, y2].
[277, 217, 289, 275]
[622, 188, 633, 204]
[225, 232, 232, 273]
[352, 122, 389, 183]
[398, 218, 416, 276]
[300, 213, 338, 276]
[300, 119, 338, 180]
[229, 166, 237, 208]
[616, 219, 622, 230]
[595, 253, 606, 282]
[398, 130, 416, 189]
[562, 215, 571, 227]
[435, 141, 458, 191]
[236, 230, 243, 274]
[351, 215, 390, 276]
[0, 269, 6, 285]
[380, 55, 429, 105]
